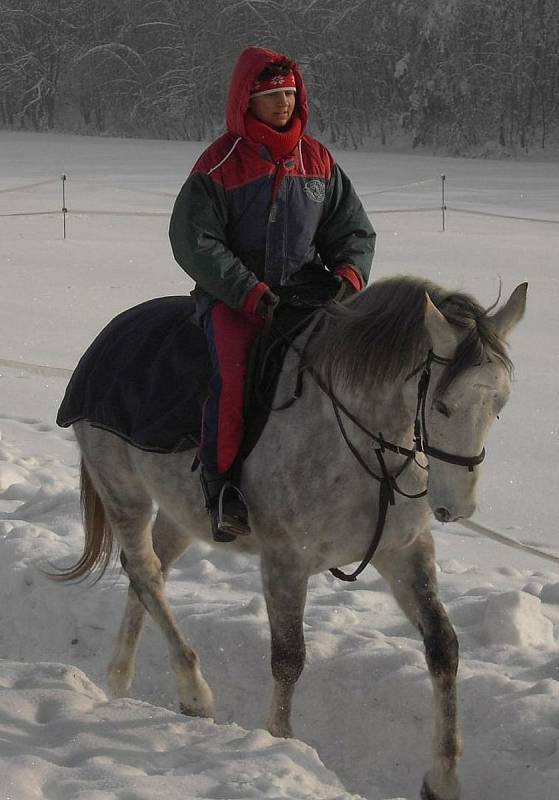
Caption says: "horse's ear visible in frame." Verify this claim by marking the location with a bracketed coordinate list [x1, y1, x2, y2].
[489, 282, 528, 338]
[423, 293, 460, 359]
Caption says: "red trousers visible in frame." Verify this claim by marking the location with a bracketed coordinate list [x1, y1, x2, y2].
[201, 303, 263, 473]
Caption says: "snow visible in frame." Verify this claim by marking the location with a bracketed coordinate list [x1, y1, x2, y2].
[0, 662, 357, 800]
[481, 591, 555, 647]
[1, 130, 559, 799]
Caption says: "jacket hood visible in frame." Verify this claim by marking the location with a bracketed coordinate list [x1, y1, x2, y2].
[226, 46, 308, 138]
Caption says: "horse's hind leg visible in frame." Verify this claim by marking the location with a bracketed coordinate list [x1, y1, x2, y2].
[375, 529, 462, 800]
[261, 552, 308, 738]
[80, 443, 214, 718]
[112, 506, 214, 718]
[107, 509, 193, 699]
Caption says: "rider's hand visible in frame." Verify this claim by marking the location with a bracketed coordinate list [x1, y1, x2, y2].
[333, 275, 358, 303]
[333, 265, 362, 303]
[255, 288, 280, 319]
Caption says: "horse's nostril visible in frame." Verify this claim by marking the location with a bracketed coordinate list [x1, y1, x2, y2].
[435, 507, 451, 523]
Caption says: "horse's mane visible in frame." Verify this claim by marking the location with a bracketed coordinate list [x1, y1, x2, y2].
[313, 275, 513, 393]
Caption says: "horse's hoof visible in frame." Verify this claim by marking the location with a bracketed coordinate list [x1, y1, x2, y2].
[421, 781, 438, 800]
[107, 666, 133, 698]
[267, 721, 293, 738]
[420, 779, 459, 800]
[179, 701, 214, 720]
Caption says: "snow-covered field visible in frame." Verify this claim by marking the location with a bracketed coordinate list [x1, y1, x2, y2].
[1, 130, 558, 799]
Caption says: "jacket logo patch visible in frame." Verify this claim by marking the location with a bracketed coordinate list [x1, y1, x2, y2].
[303, 179, 325, 203]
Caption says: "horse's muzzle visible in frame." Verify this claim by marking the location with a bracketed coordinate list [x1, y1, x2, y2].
[434, 502, 476, 524]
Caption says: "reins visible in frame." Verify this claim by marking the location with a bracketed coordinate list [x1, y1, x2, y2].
[324, 350, 451, 581]
[254, 311, 323, 412]
[268, 312, 486, 582]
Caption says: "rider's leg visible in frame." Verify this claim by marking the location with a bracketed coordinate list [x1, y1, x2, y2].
[200, 303, 262, 541]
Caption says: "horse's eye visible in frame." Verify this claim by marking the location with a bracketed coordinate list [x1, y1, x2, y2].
[434, 400, 451, 417]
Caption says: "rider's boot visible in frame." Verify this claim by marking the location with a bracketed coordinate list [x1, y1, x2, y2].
[200, 468, 251, 543]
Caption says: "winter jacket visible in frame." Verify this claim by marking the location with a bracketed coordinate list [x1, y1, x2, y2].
[169, 46, 376, 316]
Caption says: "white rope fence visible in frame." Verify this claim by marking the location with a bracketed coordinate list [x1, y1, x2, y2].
[459, 519, 559, 566]
[0, 174, 173, 234]
[360, 177, 439, 197]
[0, 357, 72, 378]
[0, 177, 60, 193]
[0, 210, 61, 217]
[67, 209, 169, 217]
[446, 206, 559, 225]
[365, 206, 441, 215]
[2, 174, 559, 234]
[74, 177, 176, 198]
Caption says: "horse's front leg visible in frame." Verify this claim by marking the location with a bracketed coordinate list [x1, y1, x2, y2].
[261, 551, 308, 738]
[375, 528, 462, 800]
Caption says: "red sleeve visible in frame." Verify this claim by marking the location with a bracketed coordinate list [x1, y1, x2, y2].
[335, 264, 364, 292]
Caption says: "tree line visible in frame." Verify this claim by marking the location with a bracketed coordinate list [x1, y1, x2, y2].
[1, 0, 558, 154]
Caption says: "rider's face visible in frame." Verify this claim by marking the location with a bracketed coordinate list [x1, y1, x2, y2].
[249, 90, 296, 130]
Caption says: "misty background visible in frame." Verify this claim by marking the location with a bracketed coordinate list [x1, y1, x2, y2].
[1, 0, 558, 156]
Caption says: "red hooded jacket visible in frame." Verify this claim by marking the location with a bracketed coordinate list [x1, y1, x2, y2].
[169, 47, 375, 316]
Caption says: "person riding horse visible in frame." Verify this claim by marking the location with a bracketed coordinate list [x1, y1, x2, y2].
[169, 46, 376, 542]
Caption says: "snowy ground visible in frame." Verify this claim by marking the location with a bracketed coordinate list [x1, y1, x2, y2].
[1, 130, 559, 799]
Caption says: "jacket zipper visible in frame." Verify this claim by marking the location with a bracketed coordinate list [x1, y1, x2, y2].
[265, 161, 282, 277]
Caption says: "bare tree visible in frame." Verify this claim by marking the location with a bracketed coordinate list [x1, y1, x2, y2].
[1, 0, 558, 152]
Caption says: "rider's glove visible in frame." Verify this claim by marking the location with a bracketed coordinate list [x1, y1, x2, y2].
[242, 282, 279, 322]
[334, 265, 363, 302]
[255, 288, 280, 319]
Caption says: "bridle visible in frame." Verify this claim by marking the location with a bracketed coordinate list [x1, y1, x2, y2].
[270, 316, 486, 582]
[412, 353, 486, 471]
[305, 349, 485, 581]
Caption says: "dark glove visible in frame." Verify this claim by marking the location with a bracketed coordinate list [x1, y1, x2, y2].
[255, 288, 280, 320]
[333, 275, 358, 303]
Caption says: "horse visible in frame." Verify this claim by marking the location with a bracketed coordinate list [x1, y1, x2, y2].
[54, 275, 527, 800]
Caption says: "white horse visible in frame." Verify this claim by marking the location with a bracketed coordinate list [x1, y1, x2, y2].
[55, 275, 527, 800]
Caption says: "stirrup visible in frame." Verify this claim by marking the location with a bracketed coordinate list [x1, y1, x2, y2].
[200, 469, 251, 542]
[216, 482, 251, 539]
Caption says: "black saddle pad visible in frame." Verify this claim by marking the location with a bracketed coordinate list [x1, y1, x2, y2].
[57, 277, 337, 455]
[57, 296, 210, 452]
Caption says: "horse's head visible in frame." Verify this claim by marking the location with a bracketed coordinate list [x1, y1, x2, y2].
[422, 283, 527, 523]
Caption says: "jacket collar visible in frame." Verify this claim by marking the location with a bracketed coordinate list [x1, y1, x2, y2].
[244, 112, 302, 161]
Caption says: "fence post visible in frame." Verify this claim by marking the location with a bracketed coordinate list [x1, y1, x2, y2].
[441, 174, 446, 232]
[61, 174, 67, 240]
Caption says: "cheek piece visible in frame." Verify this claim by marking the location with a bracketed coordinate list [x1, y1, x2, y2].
[414, 353, 486, 472]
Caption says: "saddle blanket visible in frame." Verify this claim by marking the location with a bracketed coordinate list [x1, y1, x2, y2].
[56, 295, 323, 455]
[57, 297, 210, 452]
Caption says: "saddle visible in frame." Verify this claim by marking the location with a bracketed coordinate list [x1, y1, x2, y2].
[56, 278, 337, 457]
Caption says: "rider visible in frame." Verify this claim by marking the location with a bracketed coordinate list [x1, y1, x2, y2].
[169, 46, 375, 542]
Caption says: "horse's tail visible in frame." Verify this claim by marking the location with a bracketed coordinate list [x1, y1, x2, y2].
[49, 459, 114, 582]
